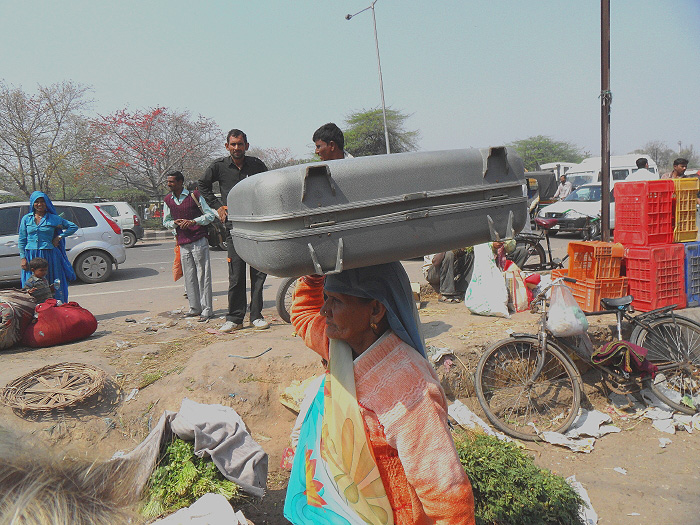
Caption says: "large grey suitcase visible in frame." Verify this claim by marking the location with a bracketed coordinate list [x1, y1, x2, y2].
[227, 146, 527, 277]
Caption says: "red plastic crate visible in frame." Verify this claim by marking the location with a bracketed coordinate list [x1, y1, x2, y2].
[614, 180, 674, 245]
[567, 241, 624, 279]
[624, 244, 686, 312]
[550, 268, 628, 312]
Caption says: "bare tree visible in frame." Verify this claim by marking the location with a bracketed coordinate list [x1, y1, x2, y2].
[0, 81, 91, 196]
[247, 146, 307, 170]
[92, 107, 222, 198]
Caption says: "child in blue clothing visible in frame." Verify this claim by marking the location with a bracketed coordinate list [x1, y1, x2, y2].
[23, 257, 55, 303]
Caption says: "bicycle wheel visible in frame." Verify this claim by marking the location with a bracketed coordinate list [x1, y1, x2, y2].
[514, 239, 546, 271]
[631, 315, 700, 414]
[275, 277, 297, 324]
[475, 337, 581, 441]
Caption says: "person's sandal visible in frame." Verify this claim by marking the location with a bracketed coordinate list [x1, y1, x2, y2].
[438, 295, 461, 303]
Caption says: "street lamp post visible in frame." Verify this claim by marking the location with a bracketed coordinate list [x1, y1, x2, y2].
[346, 0, 391, 154]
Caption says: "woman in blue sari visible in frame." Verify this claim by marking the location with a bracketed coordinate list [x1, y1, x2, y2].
[19, 192, 77, 302]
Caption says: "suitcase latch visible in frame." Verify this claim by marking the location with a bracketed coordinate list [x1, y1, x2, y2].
[403, 192, 428, 201]
[305, 213, 337, 228]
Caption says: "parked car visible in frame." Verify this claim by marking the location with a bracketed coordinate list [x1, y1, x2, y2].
[97, 201, 144, 248]
[0, 201, 126, 283]
[537, 182, 617, 237]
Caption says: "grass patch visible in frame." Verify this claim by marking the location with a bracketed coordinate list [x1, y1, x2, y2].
[454, 430, 584, 525]
[139, 372, 164, 389]
[240, 373, 278, 384]
[141, 438, 240, 519]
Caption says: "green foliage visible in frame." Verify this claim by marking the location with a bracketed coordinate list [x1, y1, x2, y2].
[509, 136, 585, 172]
[142, 218, 168, 230]
[344, 107, 419, 157]
[101, 188, 150, 204]
[454, 431, 584, 525]
[142, 438, 240, 519]
[0, 193, 23, 204]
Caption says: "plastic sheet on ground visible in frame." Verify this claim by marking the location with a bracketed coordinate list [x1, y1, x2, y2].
[279, 375, 320, 413]
[427, 344, 454, 364]
[537, 409, 619, 453]
[539, 432, 596, 453]
[658, 438, 672, 448]
[447, 400, 513, 442]
[150, 493, 247, 524]
[566, 475, 598, 525]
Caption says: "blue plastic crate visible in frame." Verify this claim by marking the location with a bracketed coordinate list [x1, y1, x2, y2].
[684, 241, 700, 307]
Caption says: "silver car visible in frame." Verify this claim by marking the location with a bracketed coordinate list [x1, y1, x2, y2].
[97, 201, 145, 248]
[0, 201, 126, 283]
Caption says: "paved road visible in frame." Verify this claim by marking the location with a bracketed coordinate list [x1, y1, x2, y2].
[0, 235, 573, 322]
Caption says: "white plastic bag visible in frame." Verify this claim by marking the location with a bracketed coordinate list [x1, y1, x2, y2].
[546, 284, 589, 337]
[464, 243, 510, 318]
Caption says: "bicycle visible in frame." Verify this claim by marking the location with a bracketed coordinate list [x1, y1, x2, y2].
[512, 215, 602, 272]
[276, 276, 297, 324]
[474, 277, 700, 441]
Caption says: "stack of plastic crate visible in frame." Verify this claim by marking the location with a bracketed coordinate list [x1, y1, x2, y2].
[614, 179, 686, 311]
[556, 241, 627, 312]
[673, 178, 700, 306]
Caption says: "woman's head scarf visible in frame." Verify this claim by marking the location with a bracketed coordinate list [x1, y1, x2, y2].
[29, 191, 58, 216]
[324, 261, 426, 358]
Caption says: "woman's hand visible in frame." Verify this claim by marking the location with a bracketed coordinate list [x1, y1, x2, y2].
[52, 236, 61, 247]
[20, 258, 28, 270]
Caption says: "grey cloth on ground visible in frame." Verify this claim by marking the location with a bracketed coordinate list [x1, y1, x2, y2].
[180, 236, 213, 317]
[115, 398, 268, 498]
[425, 251, 473, 296]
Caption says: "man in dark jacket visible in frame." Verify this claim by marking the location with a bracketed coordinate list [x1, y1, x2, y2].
[198, 129, 270, 332]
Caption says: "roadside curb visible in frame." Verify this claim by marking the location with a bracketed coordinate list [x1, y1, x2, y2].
[143, 229, 172, 241]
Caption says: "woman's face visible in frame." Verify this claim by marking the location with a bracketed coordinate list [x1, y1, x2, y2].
[321, 290, 381, 353]
[33, 198, 47, 214]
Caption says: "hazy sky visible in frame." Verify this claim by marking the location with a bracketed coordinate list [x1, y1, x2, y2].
[1, 0, 698, 160]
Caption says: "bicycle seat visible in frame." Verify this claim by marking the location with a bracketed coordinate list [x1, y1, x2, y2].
[535, 217, 558, 229]
[601, 295, 633, 309]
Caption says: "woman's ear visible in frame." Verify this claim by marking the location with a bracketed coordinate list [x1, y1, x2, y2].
[370, 300, 387, 324]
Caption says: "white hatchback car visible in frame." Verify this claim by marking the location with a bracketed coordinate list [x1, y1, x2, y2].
[0, 201, 127, 283]
[97, 201, 145, 248]
[537, 182, 616, 237]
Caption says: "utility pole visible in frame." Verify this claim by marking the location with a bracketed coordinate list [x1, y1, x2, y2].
[600, 0, 611, 242]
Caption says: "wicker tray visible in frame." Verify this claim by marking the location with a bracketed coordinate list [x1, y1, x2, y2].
[0, 363, 106, 412]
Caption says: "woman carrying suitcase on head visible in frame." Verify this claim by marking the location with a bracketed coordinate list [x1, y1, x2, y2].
[284, 262, 475, 525]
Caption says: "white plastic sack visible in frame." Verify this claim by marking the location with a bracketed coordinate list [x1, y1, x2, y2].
[546, 284, 588, 337]
[464, 243, 510, 318]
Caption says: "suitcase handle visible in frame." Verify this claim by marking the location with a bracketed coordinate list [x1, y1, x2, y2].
[302, 165, 336, 202]
[308, 238, 344, 275]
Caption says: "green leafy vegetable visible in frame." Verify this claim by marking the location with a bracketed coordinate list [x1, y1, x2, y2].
[454, 430, 584, 525]
[141, 438, 240, 518]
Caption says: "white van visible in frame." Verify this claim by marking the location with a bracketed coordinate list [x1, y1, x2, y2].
[565, 154, 658, 189]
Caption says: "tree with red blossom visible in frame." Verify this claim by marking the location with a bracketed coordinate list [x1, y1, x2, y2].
[92, 107, 221, 197]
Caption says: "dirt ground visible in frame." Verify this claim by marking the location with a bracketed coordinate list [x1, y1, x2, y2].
[1, 289, 698, 524]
